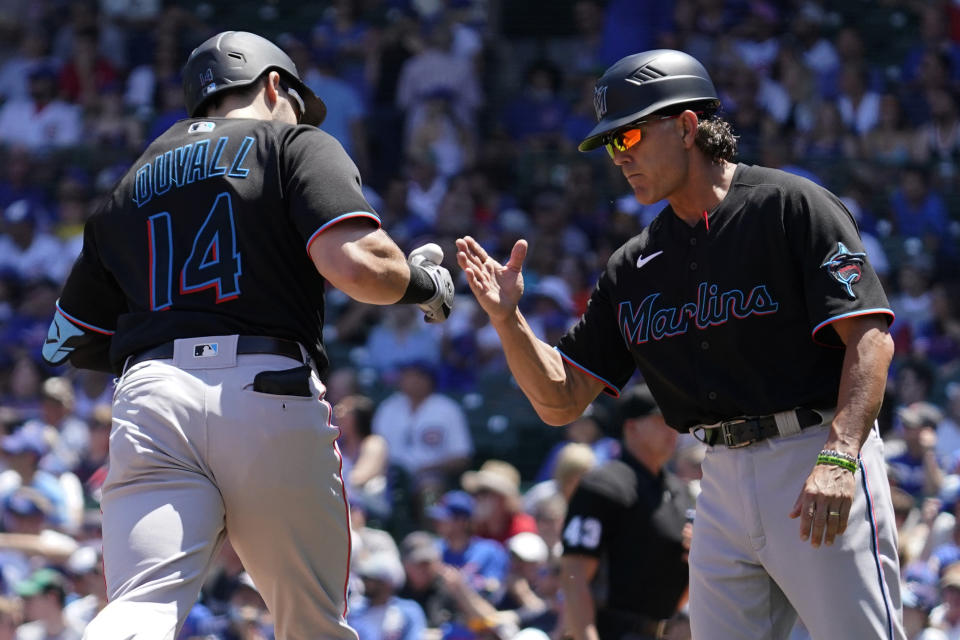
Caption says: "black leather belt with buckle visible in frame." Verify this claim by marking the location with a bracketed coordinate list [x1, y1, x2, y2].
[125, 336, 304, 372]
[694, 408, 825, 448]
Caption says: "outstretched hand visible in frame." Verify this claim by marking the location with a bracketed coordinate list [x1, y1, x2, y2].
[455, 236, 527, 323]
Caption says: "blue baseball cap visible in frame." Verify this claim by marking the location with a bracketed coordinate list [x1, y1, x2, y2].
[2, 427, 49, 457]
[427, 490, 474, 520]
[5, 487, 53, 517]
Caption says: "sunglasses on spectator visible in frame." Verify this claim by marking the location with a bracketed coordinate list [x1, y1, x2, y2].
[603, 113, 683, 158]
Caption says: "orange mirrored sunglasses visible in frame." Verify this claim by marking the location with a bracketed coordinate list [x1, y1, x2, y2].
[604, 114, 682, 158]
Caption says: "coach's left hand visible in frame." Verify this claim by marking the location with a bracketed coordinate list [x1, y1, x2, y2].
[789, 463, 856, 548]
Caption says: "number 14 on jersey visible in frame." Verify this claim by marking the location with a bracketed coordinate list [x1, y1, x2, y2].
[147, 192, 242, 310]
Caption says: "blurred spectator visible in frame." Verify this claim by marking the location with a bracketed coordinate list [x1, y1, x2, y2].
[499, 532, 557, 632]
[69, 372, 112, 423]
[123, 35, 179, 118]
[0, 201, 64, 284]
[597, 0, 674, 66]
[0, 148, 47, 214]
[523, 276, 578, 346]
[428, 490, 509, 603]
[57, 27, 118, 109]
[85, 83, 144, 154]
[396, 531, 458, 630]
[62, 545, 105, 634]
[371, 359, 472, 511]
[348, 551, 426, 640]
[0, 486, 78, 594]
[535, 403, 619, 484]
[404, 151, 447, 228]
[500, 60, 568, 147]
[216, 571, 273, 640]
[930, 562, 960, 636]
[291, 39, 369, 172]
[523, 443, 596, 516]
[51, 0, 127, 71]
[887, 402, 946, 501]
[896, 358, 938, 408]
[561, 384, 693, 640]
[836, 62, 881, 136]
[335, 395, 390, 519]
[364, 305, 443, 375]
[902, 569, 946, 639]
[73, 403, 108, 490]
[407, 90, 474, 179]
[792, 101, 857, 164]
[0, 430, 68, 529]
[0, 66, 81, 151]
[462, 460, 537, 544]
[14, 567, 77, 640]
[915, 284, 960, 371]
[396, 22, 482, 142]
[532, 494, 567, 561]
[24, 377, 89, 476]
[0, 30, 54, 103]
[861, 93, 914, 167]
[889, 166, 950, 258]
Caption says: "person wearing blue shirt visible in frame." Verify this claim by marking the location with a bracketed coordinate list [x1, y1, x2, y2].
[430, 490, 509, 601]
[348, 551, 426, 640]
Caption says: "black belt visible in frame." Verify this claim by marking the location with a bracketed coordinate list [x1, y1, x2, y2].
[125, 336, 304, 371]
[694, 408, 826, 448]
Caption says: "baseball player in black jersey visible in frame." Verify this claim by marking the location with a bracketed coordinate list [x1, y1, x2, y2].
[562, 385, 693, 640]
[41, 31, 454, 639]
[457, 49, 905, 640]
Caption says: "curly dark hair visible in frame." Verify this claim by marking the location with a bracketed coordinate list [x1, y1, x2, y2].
[695, 115, 738, 163]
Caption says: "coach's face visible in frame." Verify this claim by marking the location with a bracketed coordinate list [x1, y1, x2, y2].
[610, 110, 698, 205]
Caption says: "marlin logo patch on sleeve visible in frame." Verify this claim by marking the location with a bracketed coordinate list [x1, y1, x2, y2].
[821, 242, 866, 299]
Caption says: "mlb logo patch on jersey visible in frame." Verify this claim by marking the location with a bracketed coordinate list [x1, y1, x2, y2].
[188, 121, 216, 134]
[194, 343, 219, 358]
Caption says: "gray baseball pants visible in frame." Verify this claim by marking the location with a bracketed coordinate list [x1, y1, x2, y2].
[689, 422, 905, 640]
[82, 336, 357, 639]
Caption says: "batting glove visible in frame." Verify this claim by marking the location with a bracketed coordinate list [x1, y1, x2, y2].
[408, 243, 454, 323]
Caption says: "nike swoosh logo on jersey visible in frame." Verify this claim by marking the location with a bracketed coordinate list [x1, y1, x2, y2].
[636, 251, 663, 269]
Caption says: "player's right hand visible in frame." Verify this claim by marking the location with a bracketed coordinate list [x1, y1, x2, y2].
[455, 236, 526, 323]
[408, 243, 455, 323]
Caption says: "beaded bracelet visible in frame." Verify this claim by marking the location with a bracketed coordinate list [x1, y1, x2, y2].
[816, 449, 858, 473]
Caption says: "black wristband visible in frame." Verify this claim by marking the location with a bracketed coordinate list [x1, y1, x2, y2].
[398, 263, 438, 304]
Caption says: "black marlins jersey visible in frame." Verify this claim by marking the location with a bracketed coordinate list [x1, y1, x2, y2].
[562, 453, 692, 625]
[557, 164, 893, 432]
[52, 118, 379, 373]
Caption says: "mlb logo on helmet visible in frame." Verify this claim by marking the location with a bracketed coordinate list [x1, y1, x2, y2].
[194, 343, 219, 358]
[199, 68, 214, 87]
[594, 85, 608, 120]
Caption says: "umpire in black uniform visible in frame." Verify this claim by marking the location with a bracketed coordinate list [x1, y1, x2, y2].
[562, 385, 693, 640]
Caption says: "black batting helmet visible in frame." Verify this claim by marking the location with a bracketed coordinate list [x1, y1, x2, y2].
[182, 31, 327, 126]
[578, 49, 720, 152]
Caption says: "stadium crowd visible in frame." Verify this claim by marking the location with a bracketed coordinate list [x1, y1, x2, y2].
[0, 0, 959, 638]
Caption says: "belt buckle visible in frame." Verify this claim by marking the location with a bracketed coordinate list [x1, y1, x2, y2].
[720, 418, 752, 448]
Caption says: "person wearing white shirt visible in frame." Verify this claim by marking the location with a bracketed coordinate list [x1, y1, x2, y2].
[371, 360, 472, 511]
[0, 67, 80, 151]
